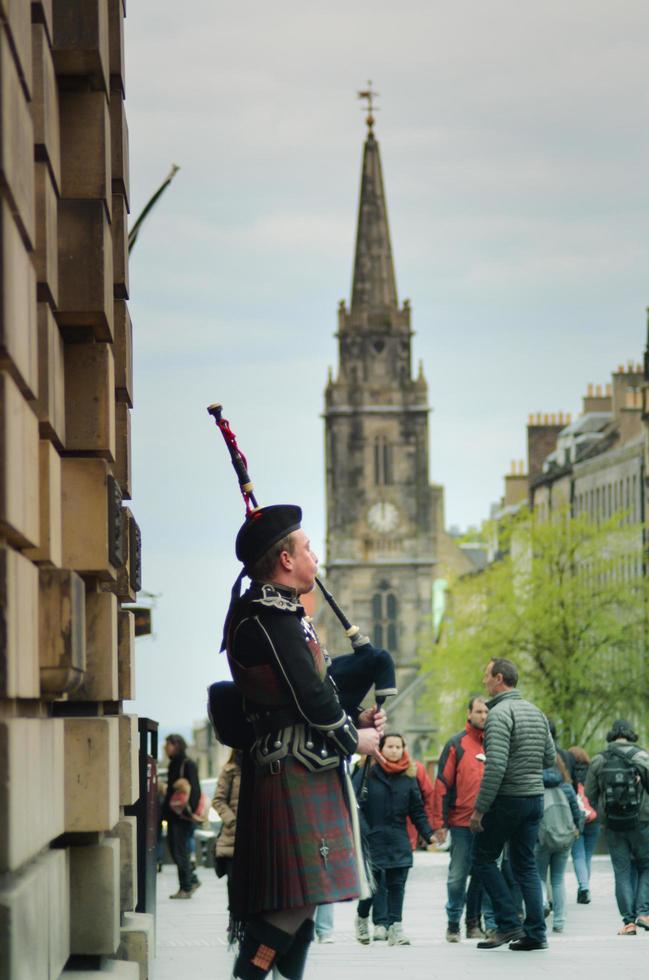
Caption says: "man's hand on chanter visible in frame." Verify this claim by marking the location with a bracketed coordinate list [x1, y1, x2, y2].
[357, 727, 383, 760]
[357, 705, 387, 736]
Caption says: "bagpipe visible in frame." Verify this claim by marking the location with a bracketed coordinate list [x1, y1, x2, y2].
[205, 402, 397, 762]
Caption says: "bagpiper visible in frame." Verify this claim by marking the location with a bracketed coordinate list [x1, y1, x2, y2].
[224, 504, 383, 979]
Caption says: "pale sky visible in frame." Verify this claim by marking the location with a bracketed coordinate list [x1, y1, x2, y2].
[125, 1, 649, 732]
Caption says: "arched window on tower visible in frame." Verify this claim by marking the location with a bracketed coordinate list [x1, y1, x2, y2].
[373, 435, 393, 486]
[372, 581, 398, 650]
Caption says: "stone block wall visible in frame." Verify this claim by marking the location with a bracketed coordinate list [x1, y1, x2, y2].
[0, 2, 141, 977]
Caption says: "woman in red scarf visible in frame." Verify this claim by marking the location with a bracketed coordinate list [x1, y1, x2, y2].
[353, 733, 434, 945]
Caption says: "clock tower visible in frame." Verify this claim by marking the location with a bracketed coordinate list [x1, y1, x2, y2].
[323, 105, 438, 736]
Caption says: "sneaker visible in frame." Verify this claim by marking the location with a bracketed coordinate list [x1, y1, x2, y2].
[478, 927, 525, 949]
[388, 922, 410, 946]
[446, 922, 461, 943]
[618, 922, 637, 935]
[317, 934, 335, 943]
[636, 915, 649, 931]
[577, 888, 591, 904]
[190, 879, 202, 894]
[169, 889, 192, 899]
[466, 919, 484, 939]
[552, 927, 564, 934]
[373, 925, 388, 941]
[355, 916, 370, 945]
[509, 937, 549, 950]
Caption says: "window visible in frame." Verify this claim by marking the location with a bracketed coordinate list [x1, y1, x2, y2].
[372, 583, 398, 650]
[373, 435, 393, 486]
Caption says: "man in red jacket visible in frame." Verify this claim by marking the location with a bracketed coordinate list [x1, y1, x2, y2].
[432, 696, 492, 942]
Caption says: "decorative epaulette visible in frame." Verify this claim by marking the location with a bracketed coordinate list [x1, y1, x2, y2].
[251, 584, 301, 614]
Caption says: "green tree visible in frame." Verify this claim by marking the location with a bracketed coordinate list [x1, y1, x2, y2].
[421, 508, 649, 752]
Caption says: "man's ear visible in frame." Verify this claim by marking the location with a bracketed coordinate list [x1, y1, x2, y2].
[278, 549, 293, 571]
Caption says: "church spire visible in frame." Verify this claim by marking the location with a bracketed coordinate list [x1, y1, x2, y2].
[351, 85, 398, 313]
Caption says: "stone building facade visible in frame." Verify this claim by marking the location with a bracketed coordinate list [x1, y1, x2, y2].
[530, 366, 645, 534]
[0, 3, 147, 978]
[322, 118, 439, 743]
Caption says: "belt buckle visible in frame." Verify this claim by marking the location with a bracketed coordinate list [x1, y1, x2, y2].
[270, 759, 281, 775]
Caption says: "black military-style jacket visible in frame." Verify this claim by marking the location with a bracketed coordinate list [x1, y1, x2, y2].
[226, 581, 358, 760]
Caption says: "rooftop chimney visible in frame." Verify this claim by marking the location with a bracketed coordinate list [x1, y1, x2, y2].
[582, 380, 612, 414]
[504, 459, 528, 507]
[527, 413, 569, 485]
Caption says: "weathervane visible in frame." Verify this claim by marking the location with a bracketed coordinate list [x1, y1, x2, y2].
[357, 80, 379, 131]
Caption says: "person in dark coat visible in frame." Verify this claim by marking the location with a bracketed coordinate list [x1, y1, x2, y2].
[224, 504, 384, 980]
[162, 734, 201, 899]
[354, 732, 434, 946]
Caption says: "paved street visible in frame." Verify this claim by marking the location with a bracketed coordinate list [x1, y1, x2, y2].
[155, 852, 646, 979]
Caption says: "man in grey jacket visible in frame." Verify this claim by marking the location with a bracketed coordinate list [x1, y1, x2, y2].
[585, 719, 649, 935]
[469, 657, 555, 951]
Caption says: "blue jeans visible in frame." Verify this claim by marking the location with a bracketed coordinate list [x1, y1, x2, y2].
[315, 903, 334, 938]
[571, 820, 600, 890]
[446, 827, 496, 929]
[358, 867, 409, 925]
[473, 795, 546, 943]
[535, 844, 570, 931]
[606, 822, 649, 923]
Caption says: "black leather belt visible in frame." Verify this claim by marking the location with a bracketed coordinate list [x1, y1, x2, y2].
[250, 707, 300, 737]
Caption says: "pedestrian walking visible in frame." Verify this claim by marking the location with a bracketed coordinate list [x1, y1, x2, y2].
[364, 752, 435, 939]
[223, 504, 383, 979]
[314, 904, 335, 943]
[568, 745, 600, 904]
[470, 657, 555, 951]
[432, 695, 496, 942]
[354, 733, 434, 946]
[584, 719, 649, 935]
[162, 734, 202, 899]
[535, 753, 582, 933]
[213, 749, 242, 910]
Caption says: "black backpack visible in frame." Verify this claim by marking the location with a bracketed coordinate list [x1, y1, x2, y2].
[600, 745, 644, 831]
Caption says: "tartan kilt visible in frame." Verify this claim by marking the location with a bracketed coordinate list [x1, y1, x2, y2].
[231, 750, 360, 918]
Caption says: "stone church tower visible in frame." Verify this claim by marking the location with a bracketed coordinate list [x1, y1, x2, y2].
[323, 111, 437, 738]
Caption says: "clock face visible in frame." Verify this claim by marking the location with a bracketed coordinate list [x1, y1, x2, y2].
[367, 501, 399, 534]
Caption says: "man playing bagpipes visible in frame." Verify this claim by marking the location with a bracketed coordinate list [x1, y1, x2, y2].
[222, 503, 385, 980]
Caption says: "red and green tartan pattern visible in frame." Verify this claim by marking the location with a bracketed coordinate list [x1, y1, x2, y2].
[232, 755, 359, 916]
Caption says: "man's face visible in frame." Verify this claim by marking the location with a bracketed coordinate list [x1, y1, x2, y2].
[468, 699, 488, 729]
[283, 529, 318, 595]
[482, 661, 501, 697]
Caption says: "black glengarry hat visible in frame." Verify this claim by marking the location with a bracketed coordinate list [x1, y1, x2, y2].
[235, 504, 302, 572]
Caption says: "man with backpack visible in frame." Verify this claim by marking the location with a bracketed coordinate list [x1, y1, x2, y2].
[432, 695, 495, 942]
[585, 719, 649, 935]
